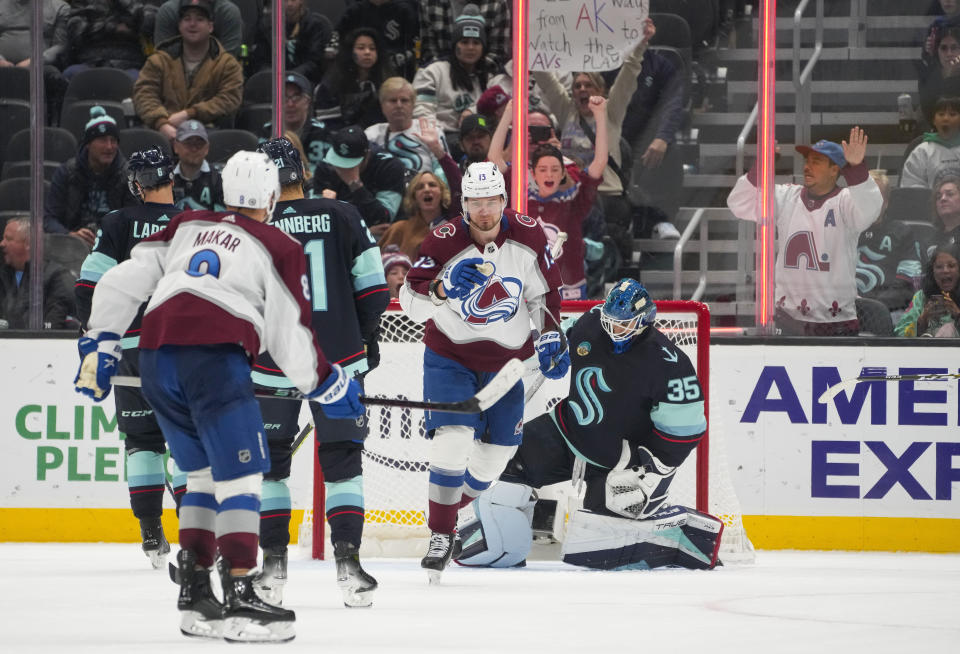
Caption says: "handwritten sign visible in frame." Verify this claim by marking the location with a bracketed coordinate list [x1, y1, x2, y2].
[529, 0, 649, 72]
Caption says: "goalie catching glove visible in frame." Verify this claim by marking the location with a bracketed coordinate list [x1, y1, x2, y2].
[441, 257, 490, 299]
[74, 332, 123, 401]
[308, 364, 364, 420]
[534, 332, 569, 380]
[605, 440, 677, 519]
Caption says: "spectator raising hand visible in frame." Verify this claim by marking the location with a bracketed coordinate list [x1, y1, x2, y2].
[841, 125, 868, 167]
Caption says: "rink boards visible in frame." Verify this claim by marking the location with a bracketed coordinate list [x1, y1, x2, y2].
[0, 336, 957, 552]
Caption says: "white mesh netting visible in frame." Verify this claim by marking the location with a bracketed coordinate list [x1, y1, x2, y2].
[301, 302, 754, 562]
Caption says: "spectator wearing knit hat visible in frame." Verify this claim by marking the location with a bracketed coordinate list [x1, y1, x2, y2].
[133, 0, 243, 141]
[476, 85, 510, 123]
[381, 245, 412, 298]
[413, 4, 494, 140]
[419, 0, 510, 70]
[44, 106, 134, 246]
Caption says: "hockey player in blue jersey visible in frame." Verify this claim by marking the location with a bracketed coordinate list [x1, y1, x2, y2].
[399, 161, 567, 583]
[252, 137, 389, 607]
[74, 150, 364, 642]
[76, 148, 186, 569]
[455, 279, 725, 571]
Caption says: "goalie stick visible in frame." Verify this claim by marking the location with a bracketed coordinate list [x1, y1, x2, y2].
[110, 357, 527, 414]
[818, 371, 960, 403]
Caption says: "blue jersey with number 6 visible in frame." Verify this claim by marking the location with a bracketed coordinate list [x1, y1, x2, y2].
[554, 308, 707, 470]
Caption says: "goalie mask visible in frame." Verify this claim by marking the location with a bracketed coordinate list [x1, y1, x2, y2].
[126, 147, 174, 200]
[601, 278, 656, 353]
[221, 150, 281, 220]
[257, 137, 304, 186]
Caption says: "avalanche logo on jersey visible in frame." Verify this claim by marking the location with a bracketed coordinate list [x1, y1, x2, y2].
[568, 366, 610, 426]
[783, 230, 830, 272]
[460, 262, 522, 325]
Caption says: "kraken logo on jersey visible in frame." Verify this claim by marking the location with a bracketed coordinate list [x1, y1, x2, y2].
[568, 366, 611, 425]
[460, 264, 522, 325]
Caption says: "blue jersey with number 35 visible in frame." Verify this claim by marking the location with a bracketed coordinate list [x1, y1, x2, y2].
[555, 308, 707, 470]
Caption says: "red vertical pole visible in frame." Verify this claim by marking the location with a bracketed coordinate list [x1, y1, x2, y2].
[272, 0, 286, 139]
[756, 0, 777, 333]
[512, 0, 528, 215]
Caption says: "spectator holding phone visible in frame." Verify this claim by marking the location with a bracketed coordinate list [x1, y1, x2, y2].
[895, 243, 960, 337]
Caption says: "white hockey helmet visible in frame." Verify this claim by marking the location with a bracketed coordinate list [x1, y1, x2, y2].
[221, 150, 281, 219]
[462, 161, 507, 223]
[462, 161, 507, 201]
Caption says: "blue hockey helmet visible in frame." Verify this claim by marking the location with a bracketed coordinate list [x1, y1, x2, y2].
[126, 147, 174, 198]
[600, 278, 656, 352]
[257, 136, 304, 186]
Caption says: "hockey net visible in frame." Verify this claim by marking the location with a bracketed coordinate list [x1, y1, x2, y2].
[300, 300, 754, 562]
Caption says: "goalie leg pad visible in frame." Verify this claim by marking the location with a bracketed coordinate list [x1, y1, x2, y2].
[561, 505, 724, 570]
[455, 482, 535, 568]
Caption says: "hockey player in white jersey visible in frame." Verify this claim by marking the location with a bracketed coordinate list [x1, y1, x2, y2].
[399, 161, 566, 582]
[727, 127, 883, 335]
[74, 151, 364, 642]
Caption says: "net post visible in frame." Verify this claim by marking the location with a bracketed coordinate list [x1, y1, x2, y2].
[311, 445, 326, 560]
[652, 300, 710, 513]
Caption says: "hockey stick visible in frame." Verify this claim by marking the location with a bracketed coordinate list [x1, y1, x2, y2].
[291, 422, 315, 455]
[111, 357, 527, 414]
[818, 372, 960, 404]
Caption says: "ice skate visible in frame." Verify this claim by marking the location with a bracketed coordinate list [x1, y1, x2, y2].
[253, 545, 288, 605]
[421, 531, 455, 585]
[334, 541, 378, 607]
[219, 560, 296, 643]
[140, 517, 170, 570]
[176, 550, 224, 640]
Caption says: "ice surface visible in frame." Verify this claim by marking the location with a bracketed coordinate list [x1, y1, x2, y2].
[3, 543, 958, 653]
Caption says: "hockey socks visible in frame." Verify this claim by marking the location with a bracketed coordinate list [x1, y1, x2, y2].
[126, 450, 166, 520]
[259, 478, 292, 550]
[324, 475, 365, 547]
[427, 465, 465, 534]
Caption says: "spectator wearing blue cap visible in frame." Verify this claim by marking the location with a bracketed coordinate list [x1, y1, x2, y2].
[727, 127, 884, 336]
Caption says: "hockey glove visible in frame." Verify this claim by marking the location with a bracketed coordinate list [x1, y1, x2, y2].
[441, 257, 490, 300]
[74, 332, 122, 401]
[605, 441, 677, 520]
[308, 364, 364, 420]
[534, 332, 569, 380]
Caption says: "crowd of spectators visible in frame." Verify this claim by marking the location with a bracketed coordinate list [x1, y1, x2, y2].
[2, 0, 958, 339]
